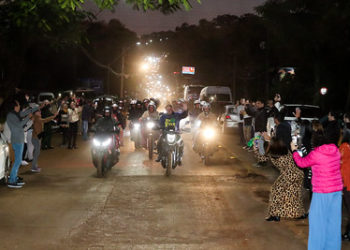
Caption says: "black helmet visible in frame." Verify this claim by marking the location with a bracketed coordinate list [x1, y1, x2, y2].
[103, 106, 112, 116]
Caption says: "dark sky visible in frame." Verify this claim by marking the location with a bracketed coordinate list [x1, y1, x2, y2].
[85, 0, 266, 35]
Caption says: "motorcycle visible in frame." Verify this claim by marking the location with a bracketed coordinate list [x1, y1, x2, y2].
[196, 124, 219, 165]
[144, 118, 159, 160]
[160, 128, 183, 176]
[130, 121, 142, 149]
[91, 132, 120, 177]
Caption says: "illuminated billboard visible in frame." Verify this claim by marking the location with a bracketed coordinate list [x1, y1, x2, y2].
[182, 66, 195, 75]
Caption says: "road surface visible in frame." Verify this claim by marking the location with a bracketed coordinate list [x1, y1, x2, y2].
[0, 129, 346, 249]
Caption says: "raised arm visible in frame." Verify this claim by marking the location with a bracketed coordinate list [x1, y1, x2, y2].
[292, 150, 316, 168]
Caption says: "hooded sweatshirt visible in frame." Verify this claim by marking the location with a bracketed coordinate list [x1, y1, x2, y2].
[293, 144, 343, 193]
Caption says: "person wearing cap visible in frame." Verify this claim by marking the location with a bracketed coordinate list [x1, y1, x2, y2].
[6, 100, 34, 188]
[31, 108, 58, 173]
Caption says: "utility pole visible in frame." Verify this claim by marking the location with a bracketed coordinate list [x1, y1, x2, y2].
[120, 48, 125, 98]
[106, 64, 111, 94]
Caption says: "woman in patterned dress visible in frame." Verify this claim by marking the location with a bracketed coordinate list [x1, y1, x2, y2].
[255, 137, 306, 221]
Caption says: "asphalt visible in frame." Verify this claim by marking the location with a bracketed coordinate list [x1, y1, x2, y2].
[0, 129, 347, 249]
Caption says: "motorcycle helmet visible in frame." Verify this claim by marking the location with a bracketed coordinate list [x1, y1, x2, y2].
[194, 100, 201, 105]
[202, 102, 210, 110]
[103, 106, 112, 117]
[130, 99, 137, 105]
[143, 98, 150, 103]
[112, 103, 118, 108]
[148, 101, 156, 110]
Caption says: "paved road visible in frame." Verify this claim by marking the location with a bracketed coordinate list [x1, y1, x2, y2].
[0, 129, 342, 249]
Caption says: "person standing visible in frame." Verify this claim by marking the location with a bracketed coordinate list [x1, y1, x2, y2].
[292, 129, 343, 250]
[255, 138, 305, 221]
[6, 100, 33, 188]
[32, 109, 57, 172]
[41, 100, 54, 150]
[58, 103, 69, 147]
[325, 111, 340, 146]
[82, 101, 92, 141]
[68, 102, 81, 149]
[245, 98, 268, 136]
[235, 98, 246, 146]
[340, 131, 350, 241]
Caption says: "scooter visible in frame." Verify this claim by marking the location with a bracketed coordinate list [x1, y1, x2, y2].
[91, 132, 120, 177]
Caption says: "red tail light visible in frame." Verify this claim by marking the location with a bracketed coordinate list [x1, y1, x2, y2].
[225, 115, 231, 119]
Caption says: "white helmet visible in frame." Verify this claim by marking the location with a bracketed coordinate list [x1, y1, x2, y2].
[112, 103, 118, 108]
[148, 101, 156, 108]
[202, 102, 210, 109]
[194, 100, 201, 105]
[130, 100, 137, 105]
[200, 101, 207, 106]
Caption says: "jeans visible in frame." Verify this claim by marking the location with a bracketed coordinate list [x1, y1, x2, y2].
[9, 143, 24, 184]
[308, 191, 342, 250]
[69, 121, 78, 148]
[32, 137, 41, 170]
[82, 120, 89, 140]
[238, 123, 245, 145]
[25, 129, 34, 160]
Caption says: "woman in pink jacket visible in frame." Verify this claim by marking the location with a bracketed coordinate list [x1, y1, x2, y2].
[291, 129, 343, 250]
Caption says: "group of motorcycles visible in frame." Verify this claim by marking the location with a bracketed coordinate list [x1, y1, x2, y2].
[90, 103, 221, 178]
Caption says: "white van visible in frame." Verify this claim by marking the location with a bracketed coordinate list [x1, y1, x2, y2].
[199, 86, 232, 103]
[184, 85, 205, 102]
[200, 86, 233, 115]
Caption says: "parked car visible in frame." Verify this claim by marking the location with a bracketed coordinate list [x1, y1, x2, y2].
[267, 104, 321, 146]
[217, 105, 240, 134]
[37, 92, 55, 104]
[0, 132, 10, 184]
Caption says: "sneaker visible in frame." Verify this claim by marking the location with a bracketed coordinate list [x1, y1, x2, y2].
[8, 182, 23, 189]
[21, 160, 29, 166]
[16, 176, 25, 185]
[31, 168, 41, 173]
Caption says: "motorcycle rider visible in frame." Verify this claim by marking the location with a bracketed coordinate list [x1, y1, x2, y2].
[193, 102, 217, 152]
[156, 101, 188, 163]
[112, 103, 126, 146]
[94, 106, 120, 134]
[140, 101, 160, 147]
[128, 100, 144, 122]
[190, 100, 202, 120]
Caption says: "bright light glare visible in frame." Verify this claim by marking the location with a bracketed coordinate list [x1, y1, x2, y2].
[136, 42, 141, 46]
[204, 128, 216, 139]
[320, 87, 328, 95]
[134, 123, 141, 130]
[102, 138, 112, 147]
[147, 122, 155, 129]
[167, 134, 176, 143]
[140, 63, 150, 71]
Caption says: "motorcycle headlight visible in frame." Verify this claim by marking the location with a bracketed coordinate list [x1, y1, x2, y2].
[134, 123, 140, 130]
[147, 121, 155, 129]
[93, 138, 101, 147]
[204, 128, 215, 139]
[166, 134, 176, 143]
[93, 138, 112, 147]
[102, 138, 112, 147]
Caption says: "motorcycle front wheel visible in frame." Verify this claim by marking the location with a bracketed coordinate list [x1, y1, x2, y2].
[148, 137, 154, 160]
[166, 151, 172, 176]
[96, 156, 105, 178]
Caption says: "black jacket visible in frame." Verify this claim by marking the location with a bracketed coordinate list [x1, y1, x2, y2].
[246, 105, 268, 133]
[94, 117, 119, 134]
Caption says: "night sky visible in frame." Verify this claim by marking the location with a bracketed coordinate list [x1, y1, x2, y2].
[85, 0, 266, 35]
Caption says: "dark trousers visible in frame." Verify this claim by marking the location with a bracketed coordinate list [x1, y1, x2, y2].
[42, 124, 52, 148]
[68, 122, 78, 148]
[344, 188, 350, 233]
[61, 127, 69, 145]
[238, 123, 245, 145]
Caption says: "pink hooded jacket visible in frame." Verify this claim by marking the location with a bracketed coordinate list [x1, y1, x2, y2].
[293, 144, 343, 193]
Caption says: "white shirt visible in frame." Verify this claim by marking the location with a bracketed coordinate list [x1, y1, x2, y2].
[68, 107, 81, 123]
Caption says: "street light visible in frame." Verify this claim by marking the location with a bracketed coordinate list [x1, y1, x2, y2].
[140, 62, 150, 71]
[320, 87, 328, 95]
